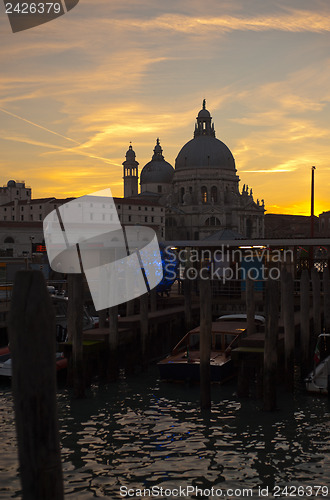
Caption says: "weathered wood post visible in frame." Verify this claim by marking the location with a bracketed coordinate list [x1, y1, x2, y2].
[150, 287, 157, 313]
[237, 360, 250, 397]
[263, 278, 279, 411]
[9, 271, 64, 500]
[300, 270, 311, 377]
[246, 276, 255, 336]
[98, 308, 107, 328]
[282, 269, 295, 391]
[311, 267, 321, 345]
[68, 273, 85, 398]
[280, 262, 287, 323]
[140, 292, 149, 366]
[184, 247, 193, 332]
[108, 304, 119, 380]
[199, 273, 212, 409]
[323, 266, 330, 331]
[126, 298, 135, 317]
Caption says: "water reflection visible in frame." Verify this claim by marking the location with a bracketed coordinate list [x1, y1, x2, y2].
[0, 366, 329, 499]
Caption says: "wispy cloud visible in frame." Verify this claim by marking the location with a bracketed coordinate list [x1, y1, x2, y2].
[0, 107, 81, 144]
[113, 10, 330, 35]
[2, 134, 65, 150]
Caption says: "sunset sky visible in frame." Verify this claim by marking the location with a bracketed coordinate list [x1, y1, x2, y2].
[1, 0, 330, 215]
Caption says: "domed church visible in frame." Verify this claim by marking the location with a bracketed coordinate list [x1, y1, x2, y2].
[123, 101, 265, 240]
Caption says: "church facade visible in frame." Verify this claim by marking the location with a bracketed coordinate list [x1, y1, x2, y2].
[123, 101, 265, 241]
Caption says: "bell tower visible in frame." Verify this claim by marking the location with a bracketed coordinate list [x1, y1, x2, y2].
[123, 144, 139, 197]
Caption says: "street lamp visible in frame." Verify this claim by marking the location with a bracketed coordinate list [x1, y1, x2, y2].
[310, 166, 316, 271]
[311, 166, 316, 238]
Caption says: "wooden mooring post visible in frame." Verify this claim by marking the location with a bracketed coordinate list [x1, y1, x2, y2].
[263, 278, 279, 411]
[150, 288, 157, 313]
[282, 269, 295, 391]
[246, 276, 255, 336]
[9, 270, 64, 500]
[68, 273, 85, 398]
[300, 270, 311, 378]
[184, 247, 193, 332]
[140, 292, 149, 366]
[311, 267, 321, 344]
[98, 308, 107, 328]
[126, 298, 135, 317]
[108, 305, 119, 380]
[199, 276, 212, 410]
[280, 263, 287, 323]
[323, 266, 330, 331]
[237, 360, 250, 398]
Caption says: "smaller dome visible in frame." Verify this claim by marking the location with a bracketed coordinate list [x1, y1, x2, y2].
[140, 139, 174, 185]
[7, 180, 16, 187]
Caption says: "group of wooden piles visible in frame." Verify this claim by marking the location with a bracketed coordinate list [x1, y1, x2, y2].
[196, 266, 330, 411]
[7, 270, 193, 499]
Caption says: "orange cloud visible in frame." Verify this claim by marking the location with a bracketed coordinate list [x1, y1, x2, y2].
[112, 10, 330, 35]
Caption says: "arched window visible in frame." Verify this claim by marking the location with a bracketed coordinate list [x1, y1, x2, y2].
[180, 187, 185, 204]
[211, 186, 218, 203]
[201, 186, 208, 204]
[4, 236, 14, 244]
[205, 217, 220, 226]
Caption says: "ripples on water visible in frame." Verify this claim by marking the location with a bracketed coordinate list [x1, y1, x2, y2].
[0, 367, 329, 499]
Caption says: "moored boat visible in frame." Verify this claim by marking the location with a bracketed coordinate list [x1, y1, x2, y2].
[0, 346, 67, 378]
[158, 320, 248, 383]
[305, 333, 330, 395]
[0, 293, 95, 379]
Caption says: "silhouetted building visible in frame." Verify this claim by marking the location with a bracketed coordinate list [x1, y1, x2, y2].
[319, 211, 330, 237]
[265, 213, 319, 239]
[0, 180, 31, 205]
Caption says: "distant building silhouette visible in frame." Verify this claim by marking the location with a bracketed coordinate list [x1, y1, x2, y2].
[319, 211, 330, 237]
[265, 213, 319, 239]
[0, 180, 31, 205]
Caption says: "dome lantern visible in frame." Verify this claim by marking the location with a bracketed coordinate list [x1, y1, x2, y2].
[152, 138, 164, 160]
[194, 99, 215, 138]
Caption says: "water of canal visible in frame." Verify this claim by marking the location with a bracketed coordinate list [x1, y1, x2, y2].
[0, 366, 329, 499]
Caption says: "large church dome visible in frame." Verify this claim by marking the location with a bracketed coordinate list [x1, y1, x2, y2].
[175, 101, 236, 171]
[140, 139, 174, 184]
